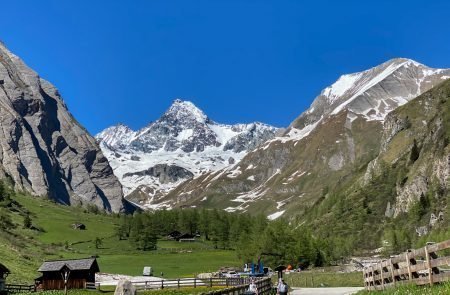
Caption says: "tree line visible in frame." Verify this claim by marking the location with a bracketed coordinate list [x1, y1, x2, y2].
[115, 208, 328, 269]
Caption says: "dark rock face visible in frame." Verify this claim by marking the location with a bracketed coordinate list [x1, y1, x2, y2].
[123, 164, 194, 184]
[0, 42, 124, 212]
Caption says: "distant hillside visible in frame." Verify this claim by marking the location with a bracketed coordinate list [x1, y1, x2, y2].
[0, 183, 119, 283]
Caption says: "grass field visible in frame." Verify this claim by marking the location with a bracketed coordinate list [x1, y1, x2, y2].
[1, 193, 363, 287]
[356, 282, 450, 294]
[1, 194, 240, 283]
[279, 271, 363, 288]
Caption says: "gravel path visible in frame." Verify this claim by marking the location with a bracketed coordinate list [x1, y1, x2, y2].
[290, 287, 364, 295]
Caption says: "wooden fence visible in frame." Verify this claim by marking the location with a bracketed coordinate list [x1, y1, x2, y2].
[201, 277, 273, 295]
[128, 277, 259, 290]
[364, 239, 450, 291]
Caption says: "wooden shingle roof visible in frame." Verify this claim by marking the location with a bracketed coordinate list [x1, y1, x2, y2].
[0, 263, 10, 274]
[38, 258, 99, 272]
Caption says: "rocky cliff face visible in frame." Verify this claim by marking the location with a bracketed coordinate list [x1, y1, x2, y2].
[364, 79, 450, 217]
[151, 59, 450, 219]
[96, 99, 279, 208]
[0, 42, 124, 212]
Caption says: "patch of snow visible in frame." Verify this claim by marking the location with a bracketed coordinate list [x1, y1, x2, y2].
[247, 175, 255, 181]
[227, 166, 242, 178]
[176, 129, 194, 141]
[268, 210, 285, 220]
[331, 60, 409, 116]
[323, 72, 363, 103]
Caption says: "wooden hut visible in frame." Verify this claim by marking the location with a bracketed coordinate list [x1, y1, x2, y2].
[177, 233, 196, 242]
[0, 263, 10, 294]
[166, 230, 182, 240]
[36, 258, 99, 290]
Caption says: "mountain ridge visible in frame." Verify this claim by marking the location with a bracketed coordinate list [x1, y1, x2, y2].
[144, 58, 450, 217]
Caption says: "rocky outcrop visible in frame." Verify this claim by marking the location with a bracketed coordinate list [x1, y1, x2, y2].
[363, 78, 450, 217]
[0, 41, 124, 212]
[123, 164, 194, 184]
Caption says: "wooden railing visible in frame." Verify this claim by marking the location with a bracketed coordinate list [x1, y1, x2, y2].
[201, 277, 273, 295]
[364, 239, 450, 291]
[129, 277, 255, 290]
[121, 277, 272, 294]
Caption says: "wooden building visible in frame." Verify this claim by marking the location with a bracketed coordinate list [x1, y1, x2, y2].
[36, 258, 99, 290]
[177, 233, 196, 242]
[166, 230, 182, 240]
[0, 263, 10, 294]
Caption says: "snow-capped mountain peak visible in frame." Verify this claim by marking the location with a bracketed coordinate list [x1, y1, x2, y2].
[95, 123, 136, 150]
[95, 99, 279, 206]
[287, 58, 450, 138]
[161, 99, 209, 124]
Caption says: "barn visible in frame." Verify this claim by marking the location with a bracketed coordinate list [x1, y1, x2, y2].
[36, 258, 99, 290]
[0, 263, 10, 294]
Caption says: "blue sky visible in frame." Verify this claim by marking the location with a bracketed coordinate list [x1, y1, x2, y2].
[1, 0, 449, 134]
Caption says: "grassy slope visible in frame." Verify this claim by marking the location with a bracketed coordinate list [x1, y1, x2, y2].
[0, 193, 240, 283]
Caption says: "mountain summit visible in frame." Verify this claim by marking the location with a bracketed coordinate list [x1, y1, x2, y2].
[162, 99, 209, 124]
[286, 58, 450, 140]
[96, 100, 279, 207]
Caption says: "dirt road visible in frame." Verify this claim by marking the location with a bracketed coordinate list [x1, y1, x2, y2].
[291, 287, 364, 295]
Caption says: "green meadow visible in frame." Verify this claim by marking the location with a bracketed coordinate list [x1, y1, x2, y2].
[1, 193, 240, 283]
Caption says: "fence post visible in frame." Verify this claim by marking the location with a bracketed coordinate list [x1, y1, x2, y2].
[389, 259, 395, 287]
[177, 279, 180, 289]
[161, 280, 164, 289]
[405, 252, 412, 282]
[425, 245, 433, 286]
[363, 268, 366, 290]
[194, 278, 197, 288]
[210, 277, 213, 287]
[380, 262, 384, 290]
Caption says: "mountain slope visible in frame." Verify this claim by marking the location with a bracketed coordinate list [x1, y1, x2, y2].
[0, 42, 124, 212]
[151, 58, 450, 217]
[96, 100, 279, 208]
[305, 78, 450, 252]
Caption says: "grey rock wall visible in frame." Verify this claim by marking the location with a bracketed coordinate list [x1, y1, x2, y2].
[0, 42, 124, 212]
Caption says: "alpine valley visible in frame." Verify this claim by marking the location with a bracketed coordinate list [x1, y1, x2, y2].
[1, 37, 450, 248]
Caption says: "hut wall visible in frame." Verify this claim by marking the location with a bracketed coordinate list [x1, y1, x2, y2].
[41, 270, 96, 290]
[42, 279, 86, 290]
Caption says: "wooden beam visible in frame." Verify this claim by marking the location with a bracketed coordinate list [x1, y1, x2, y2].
[425, 245, 433, 287]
